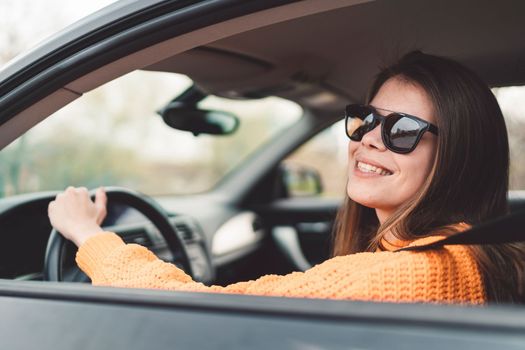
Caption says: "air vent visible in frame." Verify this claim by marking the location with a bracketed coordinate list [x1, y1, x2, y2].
[122, 230, 153, 247]
[175, 223, 194, 241]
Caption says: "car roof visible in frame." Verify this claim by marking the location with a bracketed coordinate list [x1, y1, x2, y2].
[145, 0, 525, 110]
[3, 0, 524, 121]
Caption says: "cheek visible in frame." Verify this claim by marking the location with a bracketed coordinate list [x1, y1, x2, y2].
[417, 138, 437, 175]
[348, 140, 358, 160]
[394, 142, 436, 193]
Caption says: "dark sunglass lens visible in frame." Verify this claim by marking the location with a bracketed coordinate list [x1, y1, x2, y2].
[386, 116, 422, 150]
[346, 113, 374, 141]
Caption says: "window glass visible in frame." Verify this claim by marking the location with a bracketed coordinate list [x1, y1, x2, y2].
[283, 120, 347, 198]
[493, 85, 525, 190]
[0, 70, 302, 197]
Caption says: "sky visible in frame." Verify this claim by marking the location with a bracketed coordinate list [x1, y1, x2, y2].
[0, 0, 116, 66]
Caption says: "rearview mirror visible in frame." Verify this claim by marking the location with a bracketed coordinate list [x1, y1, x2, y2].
[158, 101, 240, 136]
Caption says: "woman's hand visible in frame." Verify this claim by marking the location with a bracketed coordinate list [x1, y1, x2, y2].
[48, 187, 107, 247]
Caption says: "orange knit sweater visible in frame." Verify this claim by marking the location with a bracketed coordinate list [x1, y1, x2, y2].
[76, 232, 485, 304]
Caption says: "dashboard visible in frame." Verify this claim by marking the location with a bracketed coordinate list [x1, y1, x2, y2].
[0, 191, 266, 285]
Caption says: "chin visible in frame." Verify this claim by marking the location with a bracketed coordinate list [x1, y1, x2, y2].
[347, 187, 397, 209]
[347, 192, 378, 208]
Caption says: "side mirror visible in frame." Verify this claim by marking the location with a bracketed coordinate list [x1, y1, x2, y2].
[280, 163, 323, 197]
[158, 101, 240, 136]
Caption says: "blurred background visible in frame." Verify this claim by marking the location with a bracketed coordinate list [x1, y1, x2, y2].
[0, 0, 115, 64]
[1, 0, 524, 199]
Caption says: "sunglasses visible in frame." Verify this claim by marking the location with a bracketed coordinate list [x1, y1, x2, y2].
[345, 104, 439, 154]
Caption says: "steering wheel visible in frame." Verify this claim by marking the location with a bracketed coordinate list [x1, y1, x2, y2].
[43, 187, 193, 282]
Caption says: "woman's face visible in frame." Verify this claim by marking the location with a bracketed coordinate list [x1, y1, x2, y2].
[347, 77, 438, 223]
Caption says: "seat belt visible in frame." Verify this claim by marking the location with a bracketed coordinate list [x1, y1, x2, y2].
[398, 208, 525, 252]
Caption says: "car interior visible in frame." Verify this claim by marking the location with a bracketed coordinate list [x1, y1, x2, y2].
[1, 0, 525, 295]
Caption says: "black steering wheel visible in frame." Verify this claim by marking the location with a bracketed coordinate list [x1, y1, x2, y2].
[44, 187, 193, 282]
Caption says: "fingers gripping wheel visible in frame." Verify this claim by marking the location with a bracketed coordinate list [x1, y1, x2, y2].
[44, 187, 193, 282]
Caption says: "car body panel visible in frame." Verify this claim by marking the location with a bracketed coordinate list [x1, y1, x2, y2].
[1, 280, 525, 349]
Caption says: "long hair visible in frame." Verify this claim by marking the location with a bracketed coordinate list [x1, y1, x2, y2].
[332, 51, 525, 303]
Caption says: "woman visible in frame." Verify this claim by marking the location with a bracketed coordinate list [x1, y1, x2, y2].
[48, 51, 525, 304]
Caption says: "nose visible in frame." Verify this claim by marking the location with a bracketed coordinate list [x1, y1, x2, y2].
[360, 123, 386, 151]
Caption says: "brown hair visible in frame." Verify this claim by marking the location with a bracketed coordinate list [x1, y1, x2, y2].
[332, 51, 525, 303]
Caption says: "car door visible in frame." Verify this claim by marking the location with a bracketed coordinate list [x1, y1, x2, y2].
[3, 279, 525, 350]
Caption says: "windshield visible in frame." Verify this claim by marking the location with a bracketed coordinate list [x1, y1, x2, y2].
[0, 71, 302, 197]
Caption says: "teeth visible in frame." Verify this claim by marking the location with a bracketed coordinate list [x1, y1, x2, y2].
[357, 161, 392, 176]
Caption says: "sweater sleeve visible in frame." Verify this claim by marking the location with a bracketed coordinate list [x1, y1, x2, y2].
[75, 232, 485, 303]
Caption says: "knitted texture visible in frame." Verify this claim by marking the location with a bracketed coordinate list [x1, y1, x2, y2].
[76, 232, 485, 304]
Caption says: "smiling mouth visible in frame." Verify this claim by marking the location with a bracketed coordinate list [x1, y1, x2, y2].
[356, 161, 393, 176]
